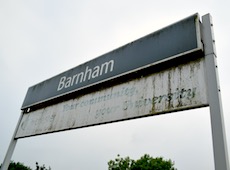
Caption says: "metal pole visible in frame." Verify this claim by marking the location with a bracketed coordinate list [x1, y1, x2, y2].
[202, 14, 230, 170]
[1, 112, 23, 170]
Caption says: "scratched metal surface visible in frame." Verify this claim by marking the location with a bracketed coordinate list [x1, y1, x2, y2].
[16, 57, 208, 138]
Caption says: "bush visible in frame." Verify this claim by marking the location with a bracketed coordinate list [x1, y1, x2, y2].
[108, 154, 177, 170]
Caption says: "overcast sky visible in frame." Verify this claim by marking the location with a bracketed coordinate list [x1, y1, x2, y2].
[0, 1, 230, 170]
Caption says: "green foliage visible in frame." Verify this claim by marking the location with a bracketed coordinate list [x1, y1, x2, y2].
[0, 161, 32, 170]
[0, 161, 51, 170]
[108, 154, 177, 170]
[108, 154, 134, 170]
[35, 162, 51, 170]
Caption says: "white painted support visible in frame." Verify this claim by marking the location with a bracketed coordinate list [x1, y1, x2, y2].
[202, 14, 230, 170]
[1, 112, 23, 170]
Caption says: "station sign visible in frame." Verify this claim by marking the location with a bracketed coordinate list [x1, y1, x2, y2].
[16, 57, 208, 138]
[21, 14, 202, 110]
[3, 13, 229, 170]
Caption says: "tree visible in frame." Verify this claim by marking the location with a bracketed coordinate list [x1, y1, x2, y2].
[36, 162, 51, 170]
[0, 161, 51, 170]
[108, 154, 133, 170]
[108, 154, 177, 170]
[0, 161, 32, 170]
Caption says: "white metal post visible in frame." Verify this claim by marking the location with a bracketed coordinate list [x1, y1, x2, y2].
[1, 112, 23, 170]
[202, 14, 230, 170]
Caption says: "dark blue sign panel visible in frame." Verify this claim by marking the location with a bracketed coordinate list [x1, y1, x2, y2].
[22, 14, 202, 110]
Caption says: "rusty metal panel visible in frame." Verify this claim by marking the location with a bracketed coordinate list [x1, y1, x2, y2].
[16, 57, 208, 138]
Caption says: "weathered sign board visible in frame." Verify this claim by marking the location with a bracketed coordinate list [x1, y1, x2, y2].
[16, 57, 208, 138]
[21, 14, 202, 110]
[16, 13, 205, 138]
[2, 13, 229, 170]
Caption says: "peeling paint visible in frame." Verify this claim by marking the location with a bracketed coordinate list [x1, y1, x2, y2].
[16, 57, 208, 138]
